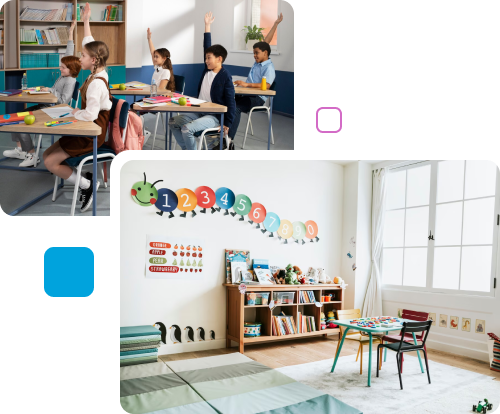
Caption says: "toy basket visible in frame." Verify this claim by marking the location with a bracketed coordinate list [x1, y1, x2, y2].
[272, 291, 295, 305]
[244, 323, 262, 337]
[245, 292, 270, 306]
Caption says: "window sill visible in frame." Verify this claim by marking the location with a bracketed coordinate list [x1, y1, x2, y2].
[230, 49, 281, 56]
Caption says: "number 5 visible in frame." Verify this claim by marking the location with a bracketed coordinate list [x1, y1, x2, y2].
[237, 199, 247, 211]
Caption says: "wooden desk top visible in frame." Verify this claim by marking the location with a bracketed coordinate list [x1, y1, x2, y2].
[234, 86, 276, 96]
[0, 104, 101, 136]
[110, 87, 171, 96]
[0, 91, 58, 103]
[224, 283, 344, 290]
[133, 99, 227, 113]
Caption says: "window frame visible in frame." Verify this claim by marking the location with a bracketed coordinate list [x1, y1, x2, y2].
[381, 160, 500, 298]
[247, 0, 282, 52]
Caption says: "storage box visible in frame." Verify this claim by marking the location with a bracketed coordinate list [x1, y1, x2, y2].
[272, 291, 295, 305]
[244, 322, 262, 337]
[246, 292, 270, 305]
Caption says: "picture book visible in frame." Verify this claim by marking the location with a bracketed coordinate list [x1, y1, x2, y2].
[225, 249, 251, 284]
[143, 96, 172, 104]
[253, 259, 274, 284]
[0, 89, 22, 97]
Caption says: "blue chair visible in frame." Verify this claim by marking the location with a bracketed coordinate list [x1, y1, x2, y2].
[151, 74, 187, 150]
[242, 80, 276, 149]
[52, 97, 130, 215]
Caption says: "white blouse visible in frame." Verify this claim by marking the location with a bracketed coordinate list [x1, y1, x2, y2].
[74, 36, 113, 122]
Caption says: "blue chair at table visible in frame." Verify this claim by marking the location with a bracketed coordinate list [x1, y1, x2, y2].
[151, 74, 186, 150]
[52, 96, 129, 215]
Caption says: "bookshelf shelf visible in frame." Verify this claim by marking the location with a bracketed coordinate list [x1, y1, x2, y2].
[225, 284, 345, 353]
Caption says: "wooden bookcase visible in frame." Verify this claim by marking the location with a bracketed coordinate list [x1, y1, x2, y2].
[225, 284, 345, 353]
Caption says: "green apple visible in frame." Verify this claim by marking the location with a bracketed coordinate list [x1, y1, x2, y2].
[24, 115, 35, 125]
[119, 84, 126, 91]
[178, 97, 187, 106]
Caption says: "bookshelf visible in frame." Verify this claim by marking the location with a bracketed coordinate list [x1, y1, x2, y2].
[225, 284, 345, 353]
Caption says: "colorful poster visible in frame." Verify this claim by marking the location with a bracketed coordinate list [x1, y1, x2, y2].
[225, 249, 251, 283]
[475, 319, 485, 334]
[439, 314, 448, 328]
[462, 318, 471, 332]
[450, 316, 458, 329]
[146, 235, 204, 280]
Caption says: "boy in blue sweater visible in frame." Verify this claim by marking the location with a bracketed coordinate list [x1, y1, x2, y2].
[169, 12, 236, 150]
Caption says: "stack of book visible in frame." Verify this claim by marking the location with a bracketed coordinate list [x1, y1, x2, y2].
[297, 312, 317, 333]
[272, 313, 297, 336]
[20, 4, 74, 21]
[76, 3, 123, 21]
[21, 28, 70, 45]
[120, 325, 162, 367]
[298, 291, 316, 304]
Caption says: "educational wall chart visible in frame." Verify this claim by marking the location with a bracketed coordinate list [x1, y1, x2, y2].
[146, 235, 204, 280]
[131, 175, 320, 246]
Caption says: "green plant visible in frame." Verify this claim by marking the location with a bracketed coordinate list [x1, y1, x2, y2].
[242, 25, 265, 44]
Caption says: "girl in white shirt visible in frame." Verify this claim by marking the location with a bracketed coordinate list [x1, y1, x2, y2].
[43, 2, 112, 213]
[147, 28, 175, 92]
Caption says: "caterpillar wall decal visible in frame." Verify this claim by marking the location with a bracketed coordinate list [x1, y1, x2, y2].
[131, 173, 320, 244]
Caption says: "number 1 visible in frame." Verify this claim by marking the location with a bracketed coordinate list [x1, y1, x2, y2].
[163, 194, 171, 207]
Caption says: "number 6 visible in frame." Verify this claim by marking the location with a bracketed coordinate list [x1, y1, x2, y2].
[254, 208, 260, 219]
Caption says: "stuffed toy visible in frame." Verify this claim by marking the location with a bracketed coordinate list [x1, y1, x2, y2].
[306, 267, 319, 284]
[285, 264, 300, 285]
[326, 310, 338, 328]
[273, 269, 286, 284]
[293, 265, 303, 277]
[334, 276, 343, 284]
[317, 268, 332, 284]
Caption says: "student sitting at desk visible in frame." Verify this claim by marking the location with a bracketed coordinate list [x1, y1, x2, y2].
[3, 20, 81, 167]
[228, 14, 283, 144]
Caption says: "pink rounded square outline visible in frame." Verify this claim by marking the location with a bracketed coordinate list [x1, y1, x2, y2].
[316, 107, 342, 133]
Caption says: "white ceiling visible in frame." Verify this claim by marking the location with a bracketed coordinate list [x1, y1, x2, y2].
[330, 160, 385, 166]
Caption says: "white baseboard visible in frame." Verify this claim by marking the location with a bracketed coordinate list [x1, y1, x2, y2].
[426, 338, 489, 362]
[157, 339, 227, 355]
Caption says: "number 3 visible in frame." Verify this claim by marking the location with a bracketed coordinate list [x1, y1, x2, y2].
[201, 191, 210, 203]
[181, 194, 191, 207]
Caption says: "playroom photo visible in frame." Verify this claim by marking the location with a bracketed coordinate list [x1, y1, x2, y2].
[0, 0, 294, 216]
[120, 160, 500, 414]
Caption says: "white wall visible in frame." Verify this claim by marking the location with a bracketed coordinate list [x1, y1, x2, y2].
[125, 0, 294, 71]
[372, 161, 500, 362]
[120, 161, 343, 354]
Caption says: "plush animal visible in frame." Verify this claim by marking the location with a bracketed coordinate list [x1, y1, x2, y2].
[293, 265, 303, 276]
[306, 267, 319, 284]
[273, 269, 286, 284]
[317, 268, 332, 284]
[285, 264, 300, 285]
[333, 276, 343, 284]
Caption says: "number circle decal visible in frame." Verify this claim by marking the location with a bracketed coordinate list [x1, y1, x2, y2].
[215, 187, 235, 209]
[195, 186, 216, 208]
[263, 212, 280, 232]
[233, 194, 252, 216]
[175, 188, 197, 212]
[277, 219, 293, 239]
[305, 220, 319, 239]
[292, 221, 306, 240]
[155, 188, 178, 212]
[249, 203, 266, 223]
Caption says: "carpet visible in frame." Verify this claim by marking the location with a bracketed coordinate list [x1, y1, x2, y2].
[276, 353, 500, 414]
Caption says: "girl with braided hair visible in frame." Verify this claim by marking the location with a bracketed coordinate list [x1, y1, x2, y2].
[43, 2, 112, 213]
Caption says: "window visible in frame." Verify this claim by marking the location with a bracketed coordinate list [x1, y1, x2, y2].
[250, 0, 279, 46]
[382, 161, 499, 296]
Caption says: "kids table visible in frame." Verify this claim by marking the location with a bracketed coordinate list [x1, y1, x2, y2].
[109, 85, 170, 98]
[330, 317, 425, 387]
[0, 91, 58, 105]
[132, 99, 228, 150]
[234, 86, 276, 150]
[0, 104, 102, 216]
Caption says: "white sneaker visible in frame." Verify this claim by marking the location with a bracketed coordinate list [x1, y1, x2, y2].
[19, 153, 39, 167]
[144, 129, 151, 144]
[3, 147, 26, 160]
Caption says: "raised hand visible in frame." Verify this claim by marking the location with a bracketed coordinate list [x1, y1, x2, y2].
[69, 20, 76, 41]
[274, 13, 283, 26]
[204, 12, 215, 26]
[82, 2, 91, 22]
[147, 28, 152, 40]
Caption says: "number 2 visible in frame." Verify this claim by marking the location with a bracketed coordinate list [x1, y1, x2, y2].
[221, 193, 228, 205]
[181, 194, 191, 207]
[163, 194, 171, 207]
[202, 191, 210, 204]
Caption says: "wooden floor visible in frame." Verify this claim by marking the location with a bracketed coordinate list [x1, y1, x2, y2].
[159, 335, 499, 381]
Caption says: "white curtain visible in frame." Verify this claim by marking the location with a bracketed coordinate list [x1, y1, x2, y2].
[362, 168, 386, 317]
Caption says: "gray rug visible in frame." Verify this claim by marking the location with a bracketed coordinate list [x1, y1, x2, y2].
[276, 353, 499, 414]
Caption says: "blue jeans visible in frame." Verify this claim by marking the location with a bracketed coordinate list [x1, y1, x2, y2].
[169, 113, 220, 150]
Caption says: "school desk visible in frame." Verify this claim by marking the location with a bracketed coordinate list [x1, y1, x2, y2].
[0, 91, 58, 105]
[330, 317, 425, 387]
[233, 86, 276, 150]
[0, 104, 102, 216]
[133, 99, 228, 150]
[109, 86, 171, 96]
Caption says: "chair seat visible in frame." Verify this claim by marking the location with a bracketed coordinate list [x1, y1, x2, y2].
[344, 333, 382, 343]
[382, 333, 421, 343]
[381, 341, 421, 352]
[65, 144, 116, 167]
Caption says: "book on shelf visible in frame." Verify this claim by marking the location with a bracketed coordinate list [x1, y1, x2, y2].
[298, 291, 317, 304]
[20, 4, 73, 21]
[272, 313, 298, 336]
[27, 28, 69, 45]
[297, 312, 316, 333]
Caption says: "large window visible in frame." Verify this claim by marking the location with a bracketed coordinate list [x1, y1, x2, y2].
[382, 161, 499, 296]
[250, 0, 279, 46]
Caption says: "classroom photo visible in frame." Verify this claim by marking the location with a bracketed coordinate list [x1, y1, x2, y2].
[0, 0, 294, 216]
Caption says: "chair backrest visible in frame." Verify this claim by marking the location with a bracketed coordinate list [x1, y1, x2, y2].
[397, 321, 432, 351]
[72, 80, 80, 109]
[174, 75, 185, 94]
[401, 309, 429, 340]
[109, 97, 130, 143]
[337, 309, 361, 336]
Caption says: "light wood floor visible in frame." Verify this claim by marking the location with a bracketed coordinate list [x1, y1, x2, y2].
[159, 336, 499, 381]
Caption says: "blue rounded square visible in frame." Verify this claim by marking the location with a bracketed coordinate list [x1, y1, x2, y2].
[44, 247, 94, 297]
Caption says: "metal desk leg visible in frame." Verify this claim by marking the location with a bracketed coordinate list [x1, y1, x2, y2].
[331, 327, 350, 373]
[413, 332, 424, 373]
[93, 136, 97, 216]
[368, 332, 373, 386]
[220, 113, 225, 150]
[384, 331, 388, 362]
[167, 113, 172, 150]
[51, 135, 54, 145]
[268, 96, 274, 150]
[165, 112, 168, 150]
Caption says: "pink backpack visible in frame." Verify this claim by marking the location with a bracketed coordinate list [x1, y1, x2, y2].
[108, 99, 144, 153]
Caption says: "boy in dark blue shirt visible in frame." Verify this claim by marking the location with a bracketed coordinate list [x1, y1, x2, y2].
[169, 12, 236, 150]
